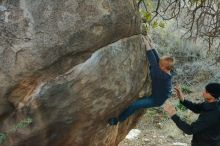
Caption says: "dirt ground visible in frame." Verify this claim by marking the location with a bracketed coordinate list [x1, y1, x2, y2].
[119, 108, 192, 146]
[118, 94, 202, 146]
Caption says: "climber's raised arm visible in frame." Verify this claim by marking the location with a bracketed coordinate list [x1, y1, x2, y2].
[152, 49, 159, 63]
[146, 36, 160, 63]
[142, 36, 158, 67]
[146, 50, 158, 67]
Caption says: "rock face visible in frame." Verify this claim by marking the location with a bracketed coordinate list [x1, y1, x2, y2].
[0, 0, 151, 146]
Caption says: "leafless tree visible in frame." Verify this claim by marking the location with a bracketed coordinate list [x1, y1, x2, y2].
[138, 0, 220, 50]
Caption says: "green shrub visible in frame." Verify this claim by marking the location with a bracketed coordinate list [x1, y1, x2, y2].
[176, 102, 187, 111]
[0, 117, 33, 144]
[0, 133, 6, 144]
[181, 84, 193, 94]
[9, 117, 33, 133]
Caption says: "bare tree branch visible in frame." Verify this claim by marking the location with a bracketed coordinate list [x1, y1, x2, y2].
[138, 0, 220, 49]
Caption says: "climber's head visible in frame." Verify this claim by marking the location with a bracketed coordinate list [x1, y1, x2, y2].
[203, 83, 220, 102]
[159, 56, 175, 72]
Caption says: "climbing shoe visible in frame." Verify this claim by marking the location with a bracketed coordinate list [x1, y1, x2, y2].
[108, 118, 119, 125]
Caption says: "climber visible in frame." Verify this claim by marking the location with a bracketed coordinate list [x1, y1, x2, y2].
[164, 83, 220, 146]
[108, 36, 175, 125]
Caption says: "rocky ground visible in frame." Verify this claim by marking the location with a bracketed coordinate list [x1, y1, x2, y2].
[119, 92, 202, 146]
[119, 109, 190, 146]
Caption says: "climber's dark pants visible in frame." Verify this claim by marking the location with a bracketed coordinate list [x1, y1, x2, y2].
[118, 96, 165, 122]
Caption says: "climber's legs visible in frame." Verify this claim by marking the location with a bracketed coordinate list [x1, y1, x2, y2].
[118, 96, 158, 122]
[108, 96, 161, 125]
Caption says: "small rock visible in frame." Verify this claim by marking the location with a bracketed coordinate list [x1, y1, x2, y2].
[0, 5, 7, 11]
[142, 138, 150, 142]
[167, 135, 175, 139]
[156, 122, 163, 129]
[159, 136, 165, 139]
[125, 129, 141, 140]
[172, 142, 188, 146]
[158, 139, 163, 144]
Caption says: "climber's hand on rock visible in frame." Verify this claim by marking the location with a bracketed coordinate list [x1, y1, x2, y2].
[147, 35, 155, 48]
[163, 101, 176, 117]
[142, 36, 151, 50]
[174, 85, 185, 102]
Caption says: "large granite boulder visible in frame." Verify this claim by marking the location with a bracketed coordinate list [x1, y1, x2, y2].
[0, 0, 151, 145]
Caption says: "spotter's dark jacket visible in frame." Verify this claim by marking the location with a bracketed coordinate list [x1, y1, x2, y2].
[172, 100, 220, 146]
